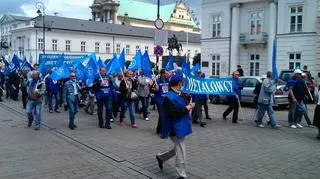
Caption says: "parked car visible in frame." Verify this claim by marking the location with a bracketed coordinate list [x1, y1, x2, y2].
[279, 70, 315, 103]
[209, 76, 289, 107]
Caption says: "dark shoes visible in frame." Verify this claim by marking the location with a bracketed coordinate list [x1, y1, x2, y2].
[222, 115, 227, 120]
[200, 122, 206, 127]
[54, 110, 61, 113]
[192, 121, 200, 124]
[99, 124, 104, 128]
[206, 116, 212, 120]
[317, 135, 320, 140]
[28, 120, 32, 127]
[69, 126, 75, 130]
[176, 177, 185, 179]
[105, 125, 112, 129]
[156, 155, 163, 170]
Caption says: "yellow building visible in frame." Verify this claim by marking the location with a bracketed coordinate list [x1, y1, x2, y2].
[90, 0, 200, 34]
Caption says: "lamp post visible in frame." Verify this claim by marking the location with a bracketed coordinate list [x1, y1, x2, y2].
[156, 0, 160, 73]
[36, 2, 45, 60]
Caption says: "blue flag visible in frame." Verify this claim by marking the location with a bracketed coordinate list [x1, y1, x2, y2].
[20, 59, 34, 71]
[5, 54, 21, 74]
[86, 56, 98, 86]
[181, 58, 191, 76]
[119, 49, 125, 71]
[38, 54, 64, 75]
[49, 64, 70, 80]
[191, 63, 200, 74]
[106, 53, 121, 75]
[165, 54, 174, 71]
[97, 57, 105, 68]
[128, 50, 142, 71]
[272, 40, 278, 83]
[74, 62, 87, 82]
[12, 54, 21, 69]
[141, 51, 152, 78]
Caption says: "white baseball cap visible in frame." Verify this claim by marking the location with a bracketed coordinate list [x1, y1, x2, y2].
[293, 69, 303, 74]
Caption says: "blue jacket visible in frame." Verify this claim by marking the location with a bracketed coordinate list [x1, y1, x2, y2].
[0, 72, 5, 86]
[63, 80, 80, 104]
[226, 78, 242, 104]
[46, 78, 59, 94]
[162, 91, 192, 139]
[155, 78, 169, 105]
[93, 75, 113, 100]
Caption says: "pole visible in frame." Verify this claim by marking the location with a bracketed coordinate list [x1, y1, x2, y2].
[42, 12, 45, 56]
[157, 0, 160, 19]
[156, 0, 160, 73]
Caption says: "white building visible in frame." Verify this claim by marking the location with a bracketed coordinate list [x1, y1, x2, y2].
[201, 0, 318, 79]
[0, 14, 200, 67]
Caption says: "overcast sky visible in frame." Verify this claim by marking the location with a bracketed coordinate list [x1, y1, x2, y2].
[0, 0, 201, 23]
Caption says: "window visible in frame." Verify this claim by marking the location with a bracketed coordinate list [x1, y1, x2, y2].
[290, 6, 303, 32]
[116, 44, 121, 54]
[37, 38, 44, 50]
[145, 46, 149, 52]
[249, 54, 260, 76]
[136, 45, 140, 53]
[52, 39, 57, 51]
[187, 49, 191, 58]
[126, 45, 130, 54]
[289, 53, 301, 69]
[25, 21, 30, 26]
[212, 15, 222, 38]
[27, 38, 30, 50]
[106, 43, 111, 53]
[95, 42, 100, 53]
[212, 55, 220, 76]
[244, 78, 259, 88]
[202, 61, 209, 67]
[65, 40, 71, 52]
[250, 11, 263, 35]
[195, 50, 198, 54]
[12, 24, 17, 28]
[81, 41, 86, 52]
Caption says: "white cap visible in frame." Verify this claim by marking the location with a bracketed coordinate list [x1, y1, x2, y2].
[302, 73, 307, 76]
[293, 69, 303, 74]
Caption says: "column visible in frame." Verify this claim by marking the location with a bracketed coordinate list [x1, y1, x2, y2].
[103, 11, 106, 22]
[92, 12, 96, 21]
[267, 0, 277, 71]
[107, 10, 111, 23]
[230, 3, 240, 74]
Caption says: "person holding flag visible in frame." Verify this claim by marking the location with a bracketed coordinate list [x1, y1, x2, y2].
[92, 67, 113, 129]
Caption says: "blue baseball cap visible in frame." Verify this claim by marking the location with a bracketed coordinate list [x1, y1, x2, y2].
[169, 74, 184, 86]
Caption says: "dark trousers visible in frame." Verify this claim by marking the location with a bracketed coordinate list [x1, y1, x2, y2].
[21, 87, 28, 108]
[192, 100, 204, 123]
[97, 97, 112, 127]
[223, 102, 239, 123]
[11, 85, 19, 100]
[5, 82, 10, 98]
[139, 96, 149, 119]
[112, 100, 120, 118]
[48, 93, 59, 111]
[288, 102, 297, 125]
[203, 99, 210, 118]
[156, 103, 163, 134]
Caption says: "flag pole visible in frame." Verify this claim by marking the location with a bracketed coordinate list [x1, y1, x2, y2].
[237, 98, 245, 122]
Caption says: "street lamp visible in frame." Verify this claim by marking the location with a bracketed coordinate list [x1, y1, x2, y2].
[36, 2, 45, 57]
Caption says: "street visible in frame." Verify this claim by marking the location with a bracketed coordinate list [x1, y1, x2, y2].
[0, 99, 320, 179]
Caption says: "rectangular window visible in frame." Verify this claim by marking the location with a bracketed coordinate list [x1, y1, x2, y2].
[126, 45, 130, 54]
[212, 54, 220, 76]
[288, 53, 302, 69]
[95, 42, 100, 53]
[145, 46, 149, 52]
[65, 40, 71, 52]
[290, 6, 303, 32]
[116, 44, 121, 54]
[249, 11, 263, 35]
[202, 61, 209, 67]
[195, 50, 198, 54]
[212, 15, 222, 38]
[81, 41, 86, 52]
[249, 54, 260, 76]
[106, 43, 111, 53]
[52, 39, 57, 51]
[27, 38, 30, 50]
[37, 38, 44, 50]
[136, 45, 140, 53]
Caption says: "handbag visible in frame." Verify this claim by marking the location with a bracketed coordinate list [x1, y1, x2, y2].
[130, 91, 138, 100]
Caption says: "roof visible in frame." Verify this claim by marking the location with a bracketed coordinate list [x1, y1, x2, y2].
[33, 15, 200, 43]
[118, 0, 176, 22]
[0, 14, 32, 24]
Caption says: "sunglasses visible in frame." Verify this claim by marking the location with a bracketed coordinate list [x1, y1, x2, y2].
[71, 75, 76, 77]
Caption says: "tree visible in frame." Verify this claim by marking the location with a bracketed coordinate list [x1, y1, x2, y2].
[192, 53, 201, 66]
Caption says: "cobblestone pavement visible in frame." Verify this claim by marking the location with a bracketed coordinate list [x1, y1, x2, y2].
[0, 98, 320, 179]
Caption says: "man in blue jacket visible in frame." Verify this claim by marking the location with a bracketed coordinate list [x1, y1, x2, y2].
[46, 73, 60, 113]
[63, 72, 80, 130]
[156, 74, 194, 179]
[92, 67, 113, 129]
[223, 71, 242, 124]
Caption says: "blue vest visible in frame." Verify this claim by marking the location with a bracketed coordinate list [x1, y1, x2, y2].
[96, 76, 112, 100]
[162, 91, 192, 139]
[155, 78, 169, 105]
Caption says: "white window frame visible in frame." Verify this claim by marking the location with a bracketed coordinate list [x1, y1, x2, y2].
[126, 44, 130, 54]
[249, 11, 263, 36]
[288, 53, 301, 69]
[95, 42, 100, 53]
[37, 38, 44, 51]
[106, 43, 111, 53]
[249, 54, 260, 76]
[211, 54, 220, 76]
[136, 45, 140, 53]
[116, 44, 121, 54]
[145, 46, 149, 52]
[212, 14, 222, 38]
[52, 39, 57, 51]
[81, 41, 86, 52]
[65, 40, 71, 52]
[289, 5, 303, 33]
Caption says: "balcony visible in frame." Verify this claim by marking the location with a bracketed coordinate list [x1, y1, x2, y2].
[239, 32, 268, 47]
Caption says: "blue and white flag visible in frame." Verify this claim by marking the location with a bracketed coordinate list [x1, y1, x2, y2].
[272, 40, 278, 83]
[141, 51, 152, 78]
[49, 64, 70, 80]
[85, 56, 98, 86]
[119, 49, 125, 71]
[191, 63, 200, 74]
[97, 57, 105, 68]
[182, 74, 234, 95]
[128, 50, 142, 71]
[20, 59, 34, 71]
[74, 62, 87, 82]
[181, 58, 191, 76]
[106, 53, 121, 75]
[165, 54, 174, 71]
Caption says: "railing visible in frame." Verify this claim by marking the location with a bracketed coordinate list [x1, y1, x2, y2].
[239, 32, 268, 44]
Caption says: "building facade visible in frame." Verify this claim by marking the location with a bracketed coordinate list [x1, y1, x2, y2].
[201, 0, 318, 79]
[0, 15, 200, 66]
[90, 0, 200, 33]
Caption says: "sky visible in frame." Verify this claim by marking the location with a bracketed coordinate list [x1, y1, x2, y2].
[0, 0, 201, 23]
